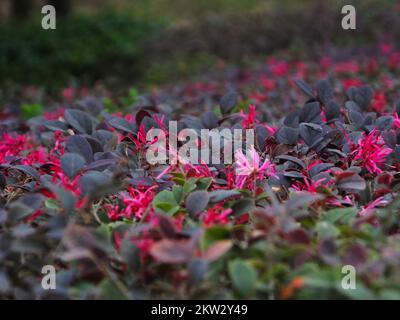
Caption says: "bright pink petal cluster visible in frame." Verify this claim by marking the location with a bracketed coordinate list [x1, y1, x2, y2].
[105, 186, 155, 220]
[353, 129, 392, 174]
[234, 146, 275, 189]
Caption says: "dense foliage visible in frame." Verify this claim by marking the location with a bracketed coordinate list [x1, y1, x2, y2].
[0, 14, 157, 88]
[1, 44, 400, 299]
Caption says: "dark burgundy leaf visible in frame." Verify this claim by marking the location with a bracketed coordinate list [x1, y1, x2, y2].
[44, 120, 68, 131]
[349, 110, 364, 128]
[309, 163, 334, 177]
[299, 123, 322, 146]
[231, 198, 254, 216]
[66, 135, 94, 164]
[201, 111, 219, 129]
[276, 155, 306, 169]
[316, 79, 334, 106]
[0, 173, 6, 190]
[150, 239, 194, 263]
[283, 170, 305, 179]
[220, 91, 238, 114]
[300, 101, 321, 123]
[85, 159, 117, 171]
[375, 116, 394, 131]
[158, 215, 178, 239]
[343, 244, 368, 267]
[186, 191, 210, 217]
[84, 136, 103, 154]
[135, 109, 152, 126]
[382, 130, 397, 149]
[337, 172, 366, 191]
[64, 108, 93, 134]
[61, 153, 86, 179]
[283, 111, 299, 128]
[325, 100, 340, 121]
[395, 146, 400, 161]
[108, 117, 137, 134]
[287, 229, 310, 245]
[318, 239, 340, 265]
[12, 165, 40, 180]
[294, 79, 314, 98]
[286, 192, 324, 211]
[276, 126, 298, 144]
[346, 85, 374, 111]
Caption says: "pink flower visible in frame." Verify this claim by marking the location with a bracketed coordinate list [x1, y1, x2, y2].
[388, 52, 400, 69]
[265, 124, 277, 135]
[259, 76, 276, 91]
[268, 59, 289, 77]
[62, 87, 75, 102]
[240, 104, 258, 129]
[319, 57, 332, 69]
[44, 108, 65, 120]
[202, 205, 232, 226]
[234, 146, 275, 189]
[292, 177, 329, 193]
[365, 58, 378, 75]
[334, 60, 360, 74]
[0, 133, 50, 165]
[371, 91, 386, 114]
[120, 186, 155, 219]
[342, 78, 364, 90]
[359, 197, 388, 216]
[105, 186, 156, 220]
[379, 42, 393, 55]
[353, 129, 392, 174]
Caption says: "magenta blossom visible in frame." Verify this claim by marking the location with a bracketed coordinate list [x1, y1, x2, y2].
[234, 146, 275, 189]
[359, 196, 389, 216]
[353, 129, 392, 174]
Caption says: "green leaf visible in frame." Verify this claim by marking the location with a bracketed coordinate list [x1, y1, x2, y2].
[196, 177, 213, 190]
[99, 279, 127, 300]
[152, 190, 178, 214]
[316, 221, 340, 238]
[209, 189, 241, 203]
[202, 226, 230, 250]
[153, 190, 178, 206]
[21, 103, 43, 119]
[336, 283, 375, 300]
[155, 203, 180, 215]
[324, 207, 357, 224]
[183, 178, 198, 193]
[228, 259, 257, 297]
[172, 185, 184, 204]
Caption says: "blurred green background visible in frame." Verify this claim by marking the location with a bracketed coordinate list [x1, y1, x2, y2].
[0, 0, 399, 96]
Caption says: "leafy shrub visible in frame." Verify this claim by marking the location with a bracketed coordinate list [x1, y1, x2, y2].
[1, 43, 400, 300]
[0, 14, 159, 88]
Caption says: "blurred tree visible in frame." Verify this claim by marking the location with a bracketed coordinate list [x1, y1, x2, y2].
[11, 0, 33, 20]
[48, 0, 72, 16]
